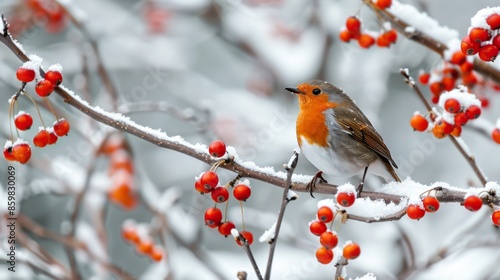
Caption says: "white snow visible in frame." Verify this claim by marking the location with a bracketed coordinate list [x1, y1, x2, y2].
[443, 38, 462, 61]
[496, 118, 500, 129]
[14, 110, 29, 118]
[317, 198, 336, 212]
[485, 181, 500, 194]
[343, 197, 406, 221]
[4, 140, 12, 149]
[259, 221, 277, 243]
[441, 111, 455, 125]
[337, 183, 357, 195]
[438, 87, 481, 109]
[230, 228, 239, 239]
[470, 7, 500, 29]
[389, 1, 459, 44]
[454, 137, 471, 156]
[13, 138, 28, 146]
[351, 272, 377, 280]
[287, 190, 298, 200]
[48, 63, 63, 73]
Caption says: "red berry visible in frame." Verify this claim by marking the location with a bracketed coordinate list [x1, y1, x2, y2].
[317, 206, 334, 223]
[429, 82, 443, 95]
[194, 179, 211, 194]
[478, 44, 499, 62]
[454, 112, 469, 126]
[44, 70, 63, 86]
[418, 72, 430, 84]
[121, 227, 140, 244]
[336, 192, 356, 207]
[464, 195, 482, 211]
[208, 140, 226, 157]
[12, 142, 32, 164]
[422, 196, 440, 212]
[431, 95, 439, 104]
[450, 51, 466, 65]
[343, 243, 361, 260]
[319, 231, 338, 250]
[410, 114, 429, 132]
[33, 129, 50, 147]
[236, 231, 254, 246]
[137, 241, 154, 254]
[465, 105, 481, 119]
[211, 186, 229, 203]
[406, 204, 425, 220]
[3, 145, 16, 162]
[493, 34, 500, 50]
[204, 207, 223, 228]
[469, 27, 491, 42]
[47, 130, 58, 145]
[492, 128, 500, 144]
[444, 98, 461, 113]
[451, 125, 462, 137]
[437, 121, 454, 135]
[200, 171, 219, 190]
[233, 184, 251, 201]
[150, 246, 164, 262]
[376, 34, 391, 48]
[218, 221, 235, 237]
[345, 16, 361, 33]
[53, 118, 70, 136]
[309, 220, 327, 236]
[14, 112, 33, 131]
[492, 210, 500, 226]
[16, 67, 36, 83]
[480, 96, 490, 108]
[461, 35, 480, 55]
[35, 79, 54, 97]
[358, 34, 375, 48]
[442, 77, 455, 91]
[382, 29, 397, 43]
[339, 29, 353, 42]
[375, 0, 392, 9]
[487, 13, 500, 30]
[315, 247, 334, 264]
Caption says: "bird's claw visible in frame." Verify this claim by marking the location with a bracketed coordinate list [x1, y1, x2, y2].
[306, 171, 327, 198]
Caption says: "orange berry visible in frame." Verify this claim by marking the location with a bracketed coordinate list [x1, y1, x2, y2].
[418, 72, 430, 84]
[469, 27, 491, 42]
[14, 112, 33, 131]
[450, 125, 462, 137]
[317, 206, 334, 223]
[109, 150, 134, 174]
[429, 82, 443, 95]
[376, 34, 391, 48]
[150, 246, 164, 262]
[339, 29, 353, 42]
[375, 0, 392, 10]
[410, 114, 428, 132]
[137, 241, 154, 254]
[478, 44, 499, 62]
[33, 129, 50, 148]
[336, 192, 356, 207]
[464, 195, 482, 211]
[450, 51, 466, 65]
[343, 242, 361, 259]
[358, 34, 375, 48]
[3, 145, 16, 162]
[382, 29, 397, 43]
[422, 196, 440, 212]
[236, 231, 254, 246]
[492, 210, 500, 226]
[233, 184, 252, 201]
[44, 70, 63, 86]
[309, 220, 327, 236]
[487, 13, 500, 30]
[406, 204, 425, 220]
[460, 62, 474, 73]
[122, 227, 140, 244]
[12, 142, 32, 164]
[432, 124, 446, 139]
[53, 118, 70, 136]
[492, 128, 500, 144]
[315, 247, 334, 264]
[442, 77, 455, 91]
[444, 98, 461, 113]
[461, 35, 480, 55]
[345, 16, 361, 33]
[319, 231, 338, 250]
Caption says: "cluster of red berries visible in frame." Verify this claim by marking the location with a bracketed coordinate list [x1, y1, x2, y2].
[198, 140, 254, 246]
[121, 220, 164, 262]
[409, 87, 482, 139]
[310, 200, 361, 264]
[339, 16, 398, 49]
[25, 0, 67, 33]
[3, 63, 68, 164]
[103, 134, 138, 210]
[461, 10, 500, 62]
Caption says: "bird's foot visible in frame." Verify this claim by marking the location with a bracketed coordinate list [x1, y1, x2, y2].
[306, 171, 327, 198]
[356, 166, 369, 196]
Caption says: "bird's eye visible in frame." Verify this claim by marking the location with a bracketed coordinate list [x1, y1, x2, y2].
[312, 88, 321, 95]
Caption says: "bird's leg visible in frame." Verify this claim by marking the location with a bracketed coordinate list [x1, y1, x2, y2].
[306, 171, 327, 198]
[356, 166, 369, 196]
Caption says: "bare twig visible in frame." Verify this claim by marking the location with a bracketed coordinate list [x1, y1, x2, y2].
[264, 150, 299, 280]
[400, 69, 488, 185]
[236, 233, 263, 280]
[334, 256, 348, 280]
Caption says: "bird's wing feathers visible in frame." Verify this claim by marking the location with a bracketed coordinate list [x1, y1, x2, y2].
[335, 114, 398, 168]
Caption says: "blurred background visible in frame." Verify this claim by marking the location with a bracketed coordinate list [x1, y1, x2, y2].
[0, 0, 500, 279]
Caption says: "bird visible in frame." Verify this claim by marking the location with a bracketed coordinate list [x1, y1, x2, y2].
[285, 79, 400, 195]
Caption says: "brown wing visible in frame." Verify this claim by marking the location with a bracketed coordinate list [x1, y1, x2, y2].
[335, 117, 398, 168]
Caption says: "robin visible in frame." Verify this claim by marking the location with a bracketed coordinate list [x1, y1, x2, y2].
[286, 80, 400, 196]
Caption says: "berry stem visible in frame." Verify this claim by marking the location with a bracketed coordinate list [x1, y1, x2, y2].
[240, 200, 245, 232]
[209, 159, 226, 172]
[45, 97, 59, 121]
[223, 199, 229, 222]
[24, 92, 46, 128]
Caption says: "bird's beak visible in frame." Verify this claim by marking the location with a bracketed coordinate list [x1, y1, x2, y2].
[285, 87, 303, 94]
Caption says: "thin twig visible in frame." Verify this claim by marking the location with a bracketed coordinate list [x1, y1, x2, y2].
[334, 256, 348, 280]
[237, 233, 264, 280]
[400, 69, 488, 185]
[264, 150, 299, 280]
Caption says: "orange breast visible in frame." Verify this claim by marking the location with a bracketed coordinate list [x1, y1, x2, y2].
[296, 95, 336, 147]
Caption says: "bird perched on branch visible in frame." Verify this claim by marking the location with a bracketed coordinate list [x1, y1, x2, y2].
[286, 80, 400, 196]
